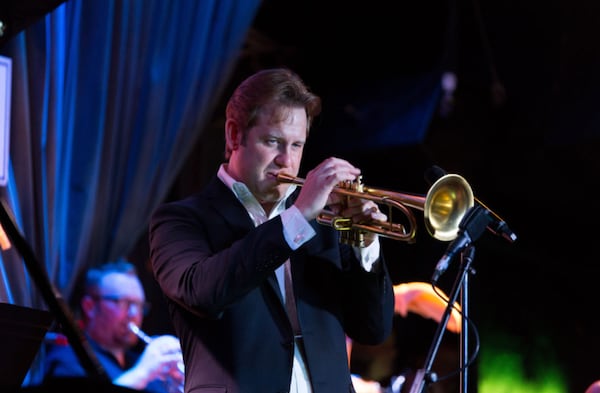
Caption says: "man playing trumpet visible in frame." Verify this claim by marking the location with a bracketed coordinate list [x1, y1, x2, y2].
[149, 67, 396, 393]
[43, 260, 184, 393]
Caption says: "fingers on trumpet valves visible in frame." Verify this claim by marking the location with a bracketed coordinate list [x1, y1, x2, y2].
[366, 205, 387, 222]
[347, 202, 387, 224]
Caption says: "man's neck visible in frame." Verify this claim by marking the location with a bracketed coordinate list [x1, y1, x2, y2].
[260, 201, 275, 216]
[88, 330, 128, 367]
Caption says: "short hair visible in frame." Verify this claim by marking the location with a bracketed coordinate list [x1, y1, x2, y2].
[224, 67, 322, 159]
[83, 259, 138, 296]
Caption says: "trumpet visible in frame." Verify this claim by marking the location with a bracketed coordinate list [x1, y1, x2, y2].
[276, 172, 474, 245]
[128, 322, 185, 393]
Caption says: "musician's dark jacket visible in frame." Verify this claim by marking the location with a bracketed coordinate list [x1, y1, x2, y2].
[149, 176, 395, 393]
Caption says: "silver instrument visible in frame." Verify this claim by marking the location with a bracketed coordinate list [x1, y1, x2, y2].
[128, 322, 184, 393]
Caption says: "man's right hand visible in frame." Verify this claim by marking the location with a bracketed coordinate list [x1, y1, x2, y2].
[115, 334, 184, 389]
[293, 157, 361, 220]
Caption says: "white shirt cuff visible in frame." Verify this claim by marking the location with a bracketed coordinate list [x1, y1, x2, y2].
[354, 238, 381, 272]
[281, 205, 317, 250]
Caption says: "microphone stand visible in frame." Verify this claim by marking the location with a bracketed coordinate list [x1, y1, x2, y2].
[409, 205, 492, 393]
[459, 250, 472, 393]
[408, 246, 475, 393]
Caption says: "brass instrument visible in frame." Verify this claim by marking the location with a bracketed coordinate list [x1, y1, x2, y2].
[128, 322, 185, 393]
[276, 172, 474, 244]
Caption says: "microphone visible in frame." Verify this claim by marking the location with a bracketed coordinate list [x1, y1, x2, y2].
[431, 204, 491, 283]
[424, 165, 517, 243]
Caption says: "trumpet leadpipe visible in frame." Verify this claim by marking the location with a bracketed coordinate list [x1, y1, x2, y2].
[128, 322, 153, 344]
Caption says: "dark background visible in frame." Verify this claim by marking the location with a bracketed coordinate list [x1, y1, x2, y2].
[4, 1, 593, 392]
[165, 1, 577, 392]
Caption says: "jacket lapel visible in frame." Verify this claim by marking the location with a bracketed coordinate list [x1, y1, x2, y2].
[203, 176, 284, 302]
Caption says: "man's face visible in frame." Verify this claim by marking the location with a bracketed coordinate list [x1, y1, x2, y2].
[228, 105, 308, 210]
[85, 272, 147, 349]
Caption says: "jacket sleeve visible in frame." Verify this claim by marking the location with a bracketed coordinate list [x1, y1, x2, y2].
[149, 195, 293, 318]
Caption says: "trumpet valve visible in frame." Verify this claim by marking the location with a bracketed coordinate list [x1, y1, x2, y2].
[340, 230, 366, 248]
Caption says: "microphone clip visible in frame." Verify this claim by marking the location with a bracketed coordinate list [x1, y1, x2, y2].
[458, 205, 493, 240]
[431, 205, 493, 283]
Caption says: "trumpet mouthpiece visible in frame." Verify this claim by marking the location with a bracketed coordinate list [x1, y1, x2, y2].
[128, 322, 152, 344]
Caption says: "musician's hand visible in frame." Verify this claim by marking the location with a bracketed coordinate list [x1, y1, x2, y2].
[115, 334, 184, 389]
[141, 335, 184, 380]
[293, 157, 360, 220]
[341, 198, 388, 247]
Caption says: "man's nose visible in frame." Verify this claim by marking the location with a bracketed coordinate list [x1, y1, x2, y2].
[275, 147, 293, 167]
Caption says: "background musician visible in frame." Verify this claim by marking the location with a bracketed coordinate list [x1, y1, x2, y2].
[42, 260, 184, 393]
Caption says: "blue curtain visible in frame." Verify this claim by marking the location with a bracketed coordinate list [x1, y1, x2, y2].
[0, 0, 259, 315]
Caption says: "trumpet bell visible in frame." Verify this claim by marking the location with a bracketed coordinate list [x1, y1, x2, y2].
[424, 174, 474, 241]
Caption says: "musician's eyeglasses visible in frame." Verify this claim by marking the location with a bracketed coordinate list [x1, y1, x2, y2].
[94, 295, 151, 315]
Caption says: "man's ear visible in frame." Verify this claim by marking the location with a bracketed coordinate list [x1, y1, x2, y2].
[225, 119, 242, 152]
[80, 295, 96, 319]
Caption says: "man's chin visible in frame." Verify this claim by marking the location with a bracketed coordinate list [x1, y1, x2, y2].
[258, 186, 286, 201]
[123, 336, 140, 348]
[121, 330, 140, 343]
